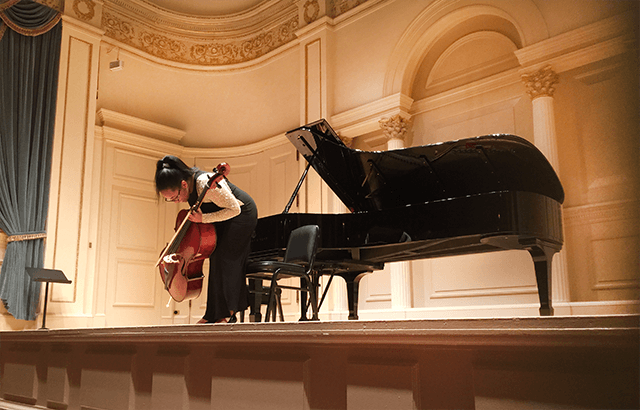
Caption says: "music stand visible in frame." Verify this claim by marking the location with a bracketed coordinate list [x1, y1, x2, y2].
[26, 268, 71, 330]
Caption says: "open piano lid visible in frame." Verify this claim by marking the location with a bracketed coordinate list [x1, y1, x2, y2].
[285, 119, 565, 213]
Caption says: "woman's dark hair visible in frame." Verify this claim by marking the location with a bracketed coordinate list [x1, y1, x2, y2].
[155, 155, 196, 194]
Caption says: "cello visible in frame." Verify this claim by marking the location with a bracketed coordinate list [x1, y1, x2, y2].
[155, 163, 230, 302]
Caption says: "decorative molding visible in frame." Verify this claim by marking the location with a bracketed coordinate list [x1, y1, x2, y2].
[521, 65, 559, 99]
[430, 285, 538, 300]
[564, 200, 639, 228]
[183, 133, 291, 158]
[72, 0, 95, 21]
[411, 68, 522, 117]
[95, 0, 378, 67]
[98, 126, 184, 157]
[105, 0, 292, 32]
[100, 0, 299, 66]
[426, 31, 518, 89]
[514, 13, 634, 70]
[95, 116, 290, 158]
[426, 96, 522, 131]
[61, 13, 105, 36]
[303, 0, 320, 24]
[379, 114, 411, 143]
[331, 92, 413, 138]
[573, 59, 625, 85]
[593, 281, 639, 291]
[97, 108, 185, 143]
[383, 2, 547, 97]
[102, 11, 299, 66]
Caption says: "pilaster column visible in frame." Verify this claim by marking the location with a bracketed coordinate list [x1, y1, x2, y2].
[43, 0, 104, 325]
[521, 65, 569, 303]
[379, 115, 412, 310]
[296, 1, 345, 315]
[295, 1, 336, 216]
[522, 65, 560, 167]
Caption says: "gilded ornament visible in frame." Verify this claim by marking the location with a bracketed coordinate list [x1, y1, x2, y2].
[521, 65, 559, 99]
[7, 233, 47, 243]
[73, 0, 95, 21]
[379, 115, 411, 141]
[102, 11, 299, 66]
[103, 12, 135, 42]
[304, 0, 320, 24]
[140, 31, 185, 60]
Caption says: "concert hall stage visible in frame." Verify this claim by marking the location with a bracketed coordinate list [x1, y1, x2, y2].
[1, 315, 638, 409]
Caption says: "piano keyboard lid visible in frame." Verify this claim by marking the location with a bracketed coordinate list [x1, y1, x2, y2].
[285, 119, 565, 213]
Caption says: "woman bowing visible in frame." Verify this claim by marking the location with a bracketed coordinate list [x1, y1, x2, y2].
[155, 155, 257, 323]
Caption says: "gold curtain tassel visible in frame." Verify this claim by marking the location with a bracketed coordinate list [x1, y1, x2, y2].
[7, 233, 47, 243]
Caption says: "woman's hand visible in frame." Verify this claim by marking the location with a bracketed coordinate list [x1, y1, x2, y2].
[188, 209, 203, 223]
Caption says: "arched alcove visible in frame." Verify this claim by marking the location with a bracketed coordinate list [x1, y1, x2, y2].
[384, 0, 548, 97]
[411, 16, 520, 100]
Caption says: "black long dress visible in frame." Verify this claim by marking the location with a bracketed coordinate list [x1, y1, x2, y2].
[188, 171, 257, 322]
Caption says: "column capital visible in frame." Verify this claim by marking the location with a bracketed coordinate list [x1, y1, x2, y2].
[521, 65, 559, 100]
[378, 114, 411, 144]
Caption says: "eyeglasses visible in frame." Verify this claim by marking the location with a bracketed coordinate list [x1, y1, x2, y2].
[164, 186, 182, 202]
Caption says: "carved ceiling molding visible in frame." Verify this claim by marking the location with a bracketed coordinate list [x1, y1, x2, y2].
[57, 0, 373, 67]
[101, 0, 299, 66]
[106, 0, 295, 33]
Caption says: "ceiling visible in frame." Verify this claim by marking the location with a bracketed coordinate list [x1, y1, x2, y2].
[142, 0, 266, 16]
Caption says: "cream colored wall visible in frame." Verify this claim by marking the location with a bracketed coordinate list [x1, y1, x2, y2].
[96, 45, 302, 149]
[557, 60, 640, 303]
[0, 0, 638, 329]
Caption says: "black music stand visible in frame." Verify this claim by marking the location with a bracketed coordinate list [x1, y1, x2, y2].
[26, 268, 71, 330]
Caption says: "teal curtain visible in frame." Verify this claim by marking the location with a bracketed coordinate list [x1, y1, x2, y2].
[0, 0, 61, 321]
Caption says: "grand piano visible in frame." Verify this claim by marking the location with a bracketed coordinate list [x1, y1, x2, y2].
[248, 119, 564, 320]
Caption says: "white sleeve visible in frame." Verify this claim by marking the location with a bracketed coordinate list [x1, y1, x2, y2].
[195, 174, 243, 223]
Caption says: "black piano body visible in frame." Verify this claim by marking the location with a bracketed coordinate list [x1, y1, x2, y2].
[248, 119, 564, 320]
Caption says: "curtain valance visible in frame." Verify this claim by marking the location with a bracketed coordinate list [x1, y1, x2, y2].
[0, 0, 60, 40]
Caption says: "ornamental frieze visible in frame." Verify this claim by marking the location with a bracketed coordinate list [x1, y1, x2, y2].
[102, 10, 299, 66]
[189, 19, 299, 65]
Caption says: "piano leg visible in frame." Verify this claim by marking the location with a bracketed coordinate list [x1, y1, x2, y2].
[524, 240, 559, 316]
[482, 235, 560, 317]
[345, 278, 359, 320]
[339, 271, 371, 320]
